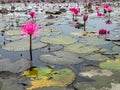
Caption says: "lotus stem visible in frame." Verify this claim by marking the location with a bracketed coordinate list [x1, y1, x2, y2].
[30, 35, 33, 62]
[84, 21, 86, 31]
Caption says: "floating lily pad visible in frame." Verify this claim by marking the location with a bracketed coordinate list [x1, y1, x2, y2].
[99, 59, 120, 71]
[83, 54, 109, 61]
[64, 43, 100, 54]
[39, 27, 62, 36]
[80, 69, 113, 78]
[23, 67, 75, 90]
[2, 40, 47, 51]
[40, 44, 64, 52]
[112, 46, 120, 52]
[33, 87, 73, 90]
[5, 29, 21, 36]
[40, 36, 77, 45]
[39, 51, 84, 65]
[102, 51, 119, 55]
[83, 37, 111, 46]
[114, 41, 120, 46]
[5, 35, 20, 41]
[0, 58, 31, 73]
[106, 34, 120, 41]
[74, 76, 113, 90]
[71, 31, 98, 37]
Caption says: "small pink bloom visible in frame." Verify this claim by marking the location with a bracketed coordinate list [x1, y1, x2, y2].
[106, 19, 112, 24]
[106, 6, 113, 12]
[83, 14, 88, 21]
[29, 11, 36, 18]
[20, 21, 42, 39]
[87, 0, 92, 3]
[70, 7, 79, 16]
[99, 29, 110, 35]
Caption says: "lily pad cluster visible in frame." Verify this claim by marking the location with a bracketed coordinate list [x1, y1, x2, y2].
[22, 67, 75, 90]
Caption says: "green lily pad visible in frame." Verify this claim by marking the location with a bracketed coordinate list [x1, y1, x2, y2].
[40, 36, 77, 45]
[5, 29, 21, 36]
[71, 31, 98, 37]
[23, 67, 75, 90]
[2, 40, 47, 51]
[39, 51, 84, 65]
[83, 37, 111, 46]
[83, 54, 109, 61]
[64, 43, 100, 54]
[39, 27, 62, 36]
[99, 59, 120, 71]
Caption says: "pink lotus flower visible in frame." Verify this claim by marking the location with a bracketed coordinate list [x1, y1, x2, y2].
[99, 29, 110, 35]
[29, 11, 36, 18]
[70, 7, 79, 16]
[83, 14, 88, 21]
[105, 6, 113, 12]
[20, 21, 41, 39]
[24, 2, 28, 7]
[106, 19, 112, 24]
[97, 12, 104, 16]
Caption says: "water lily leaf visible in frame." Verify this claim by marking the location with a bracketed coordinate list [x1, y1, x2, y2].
[39, 51, 84, 65]
[71, 31, 98, 37]
[64, 43, 100, 54]
[112, 46, 120, 52]
[23, 67, 53, 79]
[40, 36, 77, 45]
[99, 59, 120, 71]
[106, 34, 120, 41]
[32, 87, 73, 90]
[39, 27, 62, 36]
[2, 40, 47, 51]
[102, 51, 119, 55]
[74, 76, 113, 90]
[5, 35, 20, 41]
[83, 37, 111, 46]
[23, 68, 75, 90]
[114, 41, 120, 46]
[80, 69, 113, 78]
[83, 54, 109, 61]
[5, 29, 21, 36]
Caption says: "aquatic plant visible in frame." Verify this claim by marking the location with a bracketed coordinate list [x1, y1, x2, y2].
[20, 21, 42, 65]
[69, 7, 79, 21]
[83, 13, 88, 31]
[29, 11, 36, 21]
[99, 29, 110, 35]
